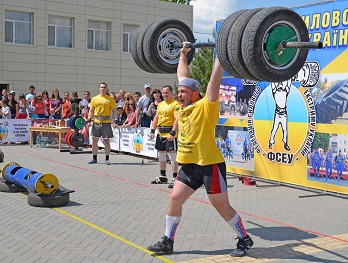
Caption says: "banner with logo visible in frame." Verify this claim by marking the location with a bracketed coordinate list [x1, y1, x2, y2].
[216, 0, 348, 195]
[119, 127, 157, 158]
[95, 127, 157, 158]
[0, 119, 31, 142]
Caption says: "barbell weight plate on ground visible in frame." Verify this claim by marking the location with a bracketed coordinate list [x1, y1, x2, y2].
[74, 117, 86, 130]
[66, 131, 74, 147]
[35, 173, 59, 195]
[1, 162, 20, 179]
[216, 9, 248, 80]
[71, 133, 84, 148]
[241, 7, 309, 82]
[143, 19, 195, 73]
[132, 23, 159, 73]
[136, 21, 160, 73]
[68, 131, 75, 147]
[227, 8, 263, 80]
[65, 132, 71, 145]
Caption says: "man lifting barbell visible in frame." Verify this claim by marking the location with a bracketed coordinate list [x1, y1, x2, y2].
[147, 43, 253, 257]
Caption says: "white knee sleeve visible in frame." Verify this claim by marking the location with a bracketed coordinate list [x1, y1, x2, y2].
[167, 152, 177, 163]
[158, 151, 167, 162]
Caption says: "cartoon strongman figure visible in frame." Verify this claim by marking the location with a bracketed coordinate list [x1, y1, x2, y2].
[269, 79, 291, 151]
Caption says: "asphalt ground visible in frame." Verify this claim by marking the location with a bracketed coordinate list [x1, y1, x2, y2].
[0, 144, 348, 263]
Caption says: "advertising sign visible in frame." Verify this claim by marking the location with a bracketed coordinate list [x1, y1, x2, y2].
[216, 0, 348, 194]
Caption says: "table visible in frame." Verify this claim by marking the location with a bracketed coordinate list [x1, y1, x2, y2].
[29, 126, 72, 150]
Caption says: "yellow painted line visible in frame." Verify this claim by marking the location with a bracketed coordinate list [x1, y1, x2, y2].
[54, 208, 174, 263]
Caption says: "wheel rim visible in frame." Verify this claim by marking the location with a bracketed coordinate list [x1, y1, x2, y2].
[156, 28, 188, 65]
[263, 21, 301, 70]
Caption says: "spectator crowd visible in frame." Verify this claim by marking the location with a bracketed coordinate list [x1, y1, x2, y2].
[0, 83, 164, 129]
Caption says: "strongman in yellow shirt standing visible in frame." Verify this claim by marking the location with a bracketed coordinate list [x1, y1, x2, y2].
[149, 85, 180, 188]
[87, 82, 117, 165]
[148, 43, 253, 257]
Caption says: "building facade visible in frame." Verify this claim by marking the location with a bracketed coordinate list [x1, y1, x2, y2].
[0, 0, 193, 96]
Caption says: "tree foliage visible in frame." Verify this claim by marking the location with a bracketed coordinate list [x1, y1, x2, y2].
[312, 132, 331, 151]
[161, 0, 191, 4]
[191, 48, 213, 94]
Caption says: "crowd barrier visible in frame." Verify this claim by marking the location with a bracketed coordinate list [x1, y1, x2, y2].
[0, 119, 157, 158]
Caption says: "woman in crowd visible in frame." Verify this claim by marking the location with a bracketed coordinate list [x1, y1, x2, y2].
[61, 92, 73, 119]
[31, 94, 46, 118]
[79, 91, 91, 116]
[122, 100, 136, 128]
[8, 92, 17, 119]
[49, 88, 63, 119]
[123, 92, 133, 110]
[42, 91, 50, 118]
[16, 94, 29, 119]
[147, 89, 163, 120]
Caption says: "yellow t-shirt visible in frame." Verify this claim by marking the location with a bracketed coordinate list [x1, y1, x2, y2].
[157, 98, 180, 137]
[176, 95, 225, 165]
[90, 94, 116, 124]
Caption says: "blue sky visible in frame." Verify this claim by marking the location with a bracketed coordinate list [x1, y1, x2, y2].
[191, 0, 333, 42]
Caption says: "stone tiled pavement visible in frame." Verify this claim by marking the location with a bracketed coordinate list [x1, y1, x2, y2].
[0, 145, 347, 263]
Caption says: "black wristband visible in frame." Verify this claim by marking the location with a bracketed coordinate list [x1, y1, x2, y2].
[87, 118, 92, 123]
[113, 119, 117, 124]
[150, 129, 155, 134]
[169, 130, 176, 136]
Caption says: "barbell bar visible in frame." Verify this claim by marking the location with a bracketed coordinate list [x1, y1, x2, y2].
[276, 41, 323, 56]
[170, 41, 323, 51]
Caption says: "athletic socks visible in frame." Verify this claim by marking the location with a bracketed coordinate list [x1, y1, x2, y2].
[227, 213, 248, 238]
[93, 155, 97, 161]
[160, 170, 166, 177]
[106, 155, 109, 161]
[164, 215, 181, 240]
[173, 172, 177, 179]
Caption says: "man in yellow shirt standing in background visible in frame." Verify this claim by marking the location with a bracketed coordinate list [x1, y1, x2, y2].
[87, 82, 117, 165]
[149, 85, 180, 189]
[148, 43, 253, 257]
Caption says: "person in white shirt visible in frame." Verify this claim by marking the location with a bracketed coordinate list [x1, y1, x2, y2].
[1, 98, 11, 119]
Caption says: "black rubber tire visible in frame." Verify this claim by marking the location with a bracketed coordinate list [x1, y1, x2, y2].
[216, 10, 247, 79]
[227, 8, 263, 80]
[0, 150, 3, 163]
[143, 19, 195, 73]
[315, 79, 348, 123]
[131, 23, 158, 73]
[242, 7, 309, 82]
[27, 192, 70, 207]
[0, 180, 26, 193]
[136, 21, 159, 73]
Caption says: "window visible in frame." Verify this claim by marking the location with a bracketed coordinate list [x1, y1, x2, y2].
[48, 15, 73, 48]
[87, 20, 111, 51]
[122, 24, 138, 52]
[5, 11, 32, 44]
